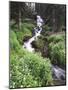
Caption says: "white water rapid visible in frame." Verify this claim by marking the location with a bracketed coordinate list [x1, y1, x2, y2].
[52, 65, 65, 80]
[23, 27, 65, 84]
[23, 27, 42, 52]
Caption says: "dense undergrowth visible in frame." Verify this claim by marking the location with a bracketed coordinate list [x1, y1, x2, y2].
[10, 22, 53, 88]
[10, 21, 65, 88]
[48, 34, 65, 68]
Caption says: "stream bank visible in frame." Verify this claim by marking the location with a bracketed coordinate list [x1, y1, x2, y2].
[23, 28, 66, 86]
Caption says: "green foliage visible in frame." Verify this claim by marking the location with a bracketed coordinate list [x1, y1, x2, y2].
[21, 23, 35, 32]
[15, 23, 35, 44]
[10, 22, 35, 44]
[10, 30, 21, 52]
[48, 34, 65, 43]
[22, 18, 34, 23]
[16, 29, 31, 44]
[10, 29, 53, 88]
[10, 18, 66, 88]
[43, 25, 52, 32]
[42, 25, 52, 36]
[48, 34, 65, 67]
[10, 20, 18, 31]
[10, 49, 53, 88]
[33, 37, 45, 50]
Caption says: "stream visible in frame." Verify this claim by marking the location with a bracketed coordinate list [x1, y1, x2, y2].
[23, 27, 66, 86]
[52, 65, 66, 85]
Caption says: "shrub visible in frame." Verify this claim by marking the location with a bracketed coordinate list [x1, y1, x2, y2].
[21, 23, 35, 32]
[10, 48, 53, 88]
[16, 27, 32, 44]
[10, 22, 35, 45]
[10, 54, 38, 88]
[48, 34, 65, 43]
[15, 22, 34, 44]
[10, 27, 53, 88]
[23, 52, 53, 86]
[49, 35, 65, 67]
[33, 37, 45, 50]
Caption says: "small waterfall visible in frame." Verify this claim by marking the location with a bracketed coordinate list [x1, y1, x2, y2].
[52, 65, 65, 80]
[23, 27, 42, 52]
[23, 27, 66, 85]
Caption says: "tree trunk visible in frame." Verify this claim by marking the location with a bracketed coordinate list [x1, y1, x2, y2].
[18, 3, 21, 30]
[52, 7, 57, 32]
[19, 8, 21, 30]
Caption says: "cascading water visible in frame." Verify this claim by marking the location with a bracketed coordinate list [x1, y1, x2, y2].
[52, 65, 65, 80]
[52, 65, 66, 85]
[23, 27, 42, 52]
[23, 27, 66, 85]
